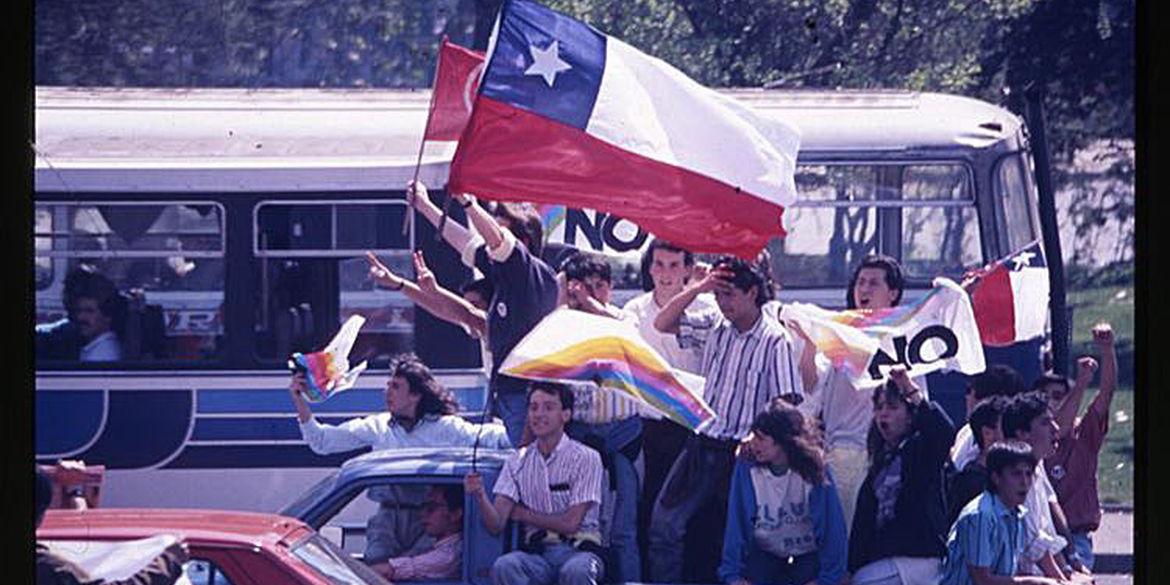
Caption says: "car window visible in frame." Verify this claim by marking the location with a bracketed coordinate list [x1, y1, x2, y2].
[180, 559, 236, 585]
[291, 533, 384, 585]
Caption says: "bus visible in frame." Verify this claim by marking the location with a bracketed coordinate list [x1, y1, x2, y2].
[33, 86, 1052, 512]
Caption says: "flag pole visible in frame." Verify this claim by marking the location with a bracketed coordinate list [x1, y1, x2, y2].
[402, 36, 449, 238]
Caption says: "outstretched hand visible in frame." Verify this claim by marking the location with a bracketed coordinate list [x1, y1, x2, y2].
[366, 251, 404, 290]
[1091, 322, 1115, 348]
[412, 250, 437, 293]
[888, 366, 923, 405]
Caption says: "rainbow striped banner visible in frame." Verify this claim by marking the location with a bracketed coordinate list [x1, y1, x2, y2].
[500, 308, 716, 432]
[289, 315, 369, 402]
[779, 278, 986, 388]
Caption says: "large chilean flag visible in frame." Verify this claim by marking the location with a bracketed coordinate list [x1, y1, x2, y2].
[448, 0, 801, 259]
[965, 240, 1051, 346]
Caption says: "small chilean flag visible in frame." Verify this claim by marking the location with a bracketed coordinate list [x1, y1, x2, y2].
[448, 0, 800, 259]
[424, 40, 485, 142]
[965, 240, 1050, 346]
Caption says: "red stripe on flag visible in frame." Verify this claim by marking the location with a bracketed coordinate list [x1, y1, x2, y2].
[969, 264, 1017, 346]
[449, 96, 785, 259]
[424, 41, 485, 142]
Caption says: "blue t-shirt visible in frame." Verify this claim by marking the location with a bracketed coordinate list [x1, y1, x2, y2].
[473, 239, 559, 394]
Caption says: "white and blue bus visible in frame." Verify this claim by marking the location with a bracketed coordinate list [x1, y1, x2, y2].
[34, 86, 1052, 511]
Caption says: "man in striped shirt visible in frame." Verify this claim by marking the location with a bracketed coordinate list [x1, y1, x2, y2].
[465, 382, 606, 585]
[648, 255, 806, 583]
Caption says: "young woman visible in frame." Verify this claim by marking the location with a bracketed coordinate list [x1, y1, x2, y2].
[848, 367, 955, 585]
[720, 399, 847, 585]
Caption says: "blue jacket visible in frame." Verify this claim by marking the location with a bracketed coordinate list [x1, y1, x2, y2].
[719, 460, 848, 585]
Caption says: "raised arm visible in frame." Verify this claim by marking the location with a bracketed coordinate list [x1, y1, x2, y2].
[1087, 323, 1117, 421]
[1055, 356, 1096, 440]
[368, 251, 488, 338]
[465, 471, 513, 535]
[653, 266, 729, 334]
[408, 180, 475, 254]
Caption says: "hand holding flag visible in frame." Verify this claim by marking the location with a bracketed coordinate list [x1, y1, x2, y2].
[288, 315, 369, 402]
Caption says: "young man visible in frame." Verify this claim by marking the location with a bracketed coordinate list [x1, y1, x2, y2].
[371, 484, 465, 581]
[1002, 393, 1092, 583]
[408, 180, 560, 446]
[647, 256, 805, 583]
[951, 365, 1029, 472]
[465, 382, 606, 585]
[948, 396, 1010, 526]
[558, 251, 646, 583]
[1043, 323, 1118, 572]
[37, 267, 127, 362]
[941, 441, 1068, 585]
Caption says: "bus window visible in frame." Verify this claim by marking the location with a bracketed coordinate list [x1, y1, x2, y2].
[252, 200, 413, 366]
[996, 153, 1039, 252]
[899, 164, 981, 280]
[33, 202, 226, 364]
[771, 163, 979, 290]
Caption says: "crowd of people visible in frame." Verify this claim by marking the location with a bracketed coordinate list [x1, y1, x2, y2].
[35, 179, 1122, 585]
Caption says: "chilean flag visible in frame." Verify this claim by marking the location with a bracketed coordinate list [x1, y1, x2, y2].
[965, 240, 1050, 346]
[448, 0, 801, 259]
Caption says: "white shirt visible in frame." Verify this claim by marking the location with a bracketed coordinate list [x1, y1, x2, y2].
[80, 331, 122, 362]
[623, 291, 718, 375]
[1021, 461, 1068, 568]
[299, 413, 511, 454]
[951, 425, 979, 470]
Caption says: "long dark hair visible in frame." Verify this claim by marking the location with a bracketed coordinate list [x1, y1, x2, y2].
[750, 398, 827, 484]
[865, 378, 920, 463]
[391, 354, 459, 416]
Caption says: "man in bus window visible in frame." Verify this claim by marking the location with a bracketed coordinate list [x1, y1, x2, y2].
[407, 180, 559, 447]
[36, 266, 126, 362]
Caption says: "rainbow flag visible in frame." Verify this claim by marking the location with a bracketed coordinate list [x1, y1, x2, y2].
[779, 278, 985, 388]
[289, 315, 369, 402]
[500, 308, 716, 432]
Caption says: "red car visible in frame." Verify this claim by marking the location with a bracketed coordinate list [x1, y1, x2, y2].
[38, 508, 389, 585]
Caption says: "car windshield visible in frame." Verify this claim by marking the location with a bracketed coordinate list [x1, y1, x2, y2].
[279, 470, 340, 519]
[290, 533, 388, 585]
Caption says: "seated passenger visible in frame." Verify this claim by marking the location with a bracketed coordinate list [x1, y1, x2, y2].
[289, 353, 509, 563]
[37, 266, 126, 362]
[371, 485, 464, 581]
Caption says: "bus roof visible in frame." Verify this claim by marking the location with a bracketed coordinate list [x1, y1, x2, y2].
[34, 87, 1023, 192]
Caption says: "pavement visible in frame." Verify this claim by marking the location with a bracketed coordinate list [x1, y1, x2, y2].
[1092, 508, 1134, 579]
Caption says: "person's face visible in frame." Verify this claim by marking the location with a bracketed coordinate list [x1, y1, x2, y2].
[648, 248, 689, 294]
[385, 376, 421, 419]
[1019, 409, 1059, 459]
[852, 267, 898, 309]
[574, 274, 612, 306]
[74, 297, 111, 339]
[527, 389, 571, 439]
[990, 461, 1035, 508]
[420, 487, 463, 538]
[874, 393, 913, 446]
[1041, 381, 1070, 411]
[462, 290, 489, 311]
[714, 279, 757, 324]
[746, 431, 789, 467]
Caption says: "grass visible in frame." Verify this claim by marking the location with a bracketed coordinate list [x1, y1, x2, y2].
[1064, 284, 1134, 506]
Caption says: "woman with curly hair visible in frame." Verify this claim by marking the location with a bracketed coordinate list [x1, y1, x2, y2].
[719, 398, 848, 585]
[289, 353, 510, 564]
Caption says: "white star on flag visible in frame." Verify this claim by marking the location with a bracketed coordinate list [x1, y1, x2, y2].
[1009, 251, 1036, 271]
[524, 40, 572, 87]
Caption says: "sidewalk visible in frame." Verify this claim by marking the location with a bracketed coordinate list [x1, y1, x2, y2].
[1094, 509, 1133, 575]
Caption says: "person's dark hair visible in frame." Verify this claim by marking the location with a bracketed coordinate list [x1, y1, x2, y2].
[967, 364, 1028, 402]
[527, 381, 574, 411]
[968, 396, 1009, 450]
[845, 254, 905, 309]
[713, 256, 771, 306]
[639, 239, 694, 292]
[754, 248, 781, 299]
[492, 202, 545, 259]
[459, 278, 494, 302]
[865, 378, 920, 461]
[390, 354, 459, 416]
[560, 252, 612, 284]
[434, 483, 465, 512]
[985, 440, 1038, 479]
[750, 399, 827, 484]
[36, 466, 53, 527]
[64, 266, 128, 336]
[1001, 391, 1050, 440]
[1032, 373, 1071, 394]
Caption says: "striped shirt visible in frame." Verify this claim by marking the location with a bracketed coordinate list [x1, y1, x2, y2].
[493, 433, 604, 541]
[700, 312, 804, 440]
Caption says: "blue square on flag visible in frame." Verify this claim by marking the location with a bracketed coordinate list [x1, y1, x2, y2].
[480, 0, 606, 130]
[1007, 240, 1046, 271]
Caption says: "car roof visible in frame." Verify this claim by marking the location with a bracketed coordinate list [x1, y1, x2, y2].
[38, 508, 311, 547]
[337, 446, 514, 483]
